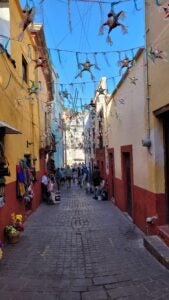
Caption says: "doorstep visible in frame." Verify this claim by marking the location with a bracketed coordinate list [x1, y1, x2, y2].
[157, 225, 169, 246]
[144, 235, 169, 270]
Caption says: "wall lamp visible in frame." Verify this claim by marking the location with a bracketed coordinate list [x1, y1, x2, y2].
[142, 137, 151, 148]
[26, 140, 34, 148]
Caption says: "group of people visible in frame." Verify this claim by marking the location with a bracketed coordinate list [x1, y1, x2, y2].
[41, 172, 60, 205]
[41, 163, 107, 204]
[55, 164, 90, 189]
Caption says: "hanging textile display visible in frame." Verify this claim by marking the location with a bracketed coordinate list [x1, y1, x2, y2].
[75, 59, 95, 80]
[16, 159, 32, 201]
[99, 10, 127, 46]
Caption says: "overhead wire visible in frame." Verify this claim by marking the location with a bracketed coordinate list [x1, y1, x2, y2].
[75, 0, 93, 52]
[0, 34, 143, 55]
[9, 0, 144, 111]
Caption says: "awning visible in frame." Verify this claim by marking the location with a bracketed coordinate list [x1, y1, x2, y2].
[0, 121, 21, 134]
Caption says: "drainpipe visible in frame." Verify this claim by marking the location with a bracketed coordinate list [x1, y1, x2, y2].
[143, 0, 152, 151]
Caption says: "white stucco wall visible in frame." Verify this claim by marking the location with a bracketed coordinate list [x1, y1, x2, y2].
[65, 115, 85, 166]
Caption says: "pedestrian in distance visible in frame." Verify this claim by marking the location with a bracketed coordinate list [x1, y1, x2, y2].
[41, 172, 48, 202]
[65, 165, 72, 188]
[72, 168, 77, 184]
[91, 165, 101, 199]
[60, 167, 66, 186]
[55, 168, 62, 190]
[47, 177, 57, 204]
[95, 178, 106, 200]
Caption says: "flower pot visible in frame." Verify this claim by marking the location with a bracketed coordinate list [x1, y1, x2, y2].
[8, 231, 20, 244]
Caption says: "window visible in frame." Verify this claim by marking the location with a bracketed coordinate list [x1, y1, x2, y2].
[22, 55, 28, 83]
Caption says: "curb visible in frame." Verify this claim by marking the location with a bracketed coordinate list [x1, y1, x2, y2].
[144, 235, 169, 270]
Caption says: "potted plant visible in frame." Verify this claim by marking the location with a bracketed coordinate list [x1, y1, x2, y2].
[4, 225, 20, 244]
[4, 213, 24, 244]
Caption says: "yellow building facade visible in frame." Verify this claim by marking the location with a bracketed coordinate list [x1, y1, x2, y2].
[0, 0, 53, 240]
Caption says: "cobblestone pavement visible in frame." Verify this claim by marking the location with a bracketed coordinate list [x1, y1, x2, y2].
[1, 185, 169, 300]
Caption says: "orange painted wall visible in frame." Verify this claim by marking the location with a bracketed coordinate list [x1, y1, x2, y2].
[114, 176, 165, 234]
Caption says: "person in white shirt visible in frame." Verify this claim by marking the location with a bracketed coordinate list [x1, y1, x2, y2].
[95, 179, 105, 200]
[41, 172, 48, 201]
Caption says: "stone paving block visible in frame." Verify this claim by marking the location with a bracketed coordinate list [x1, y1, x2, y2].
[1, 185, 169, 299]
[88, 285, 106, 291]
[81, 289, 108, 300]
[93, 275, 118, 285]
[72, 278, 92, 286]
[71, 285, 88, 292]
[0, 292, 12, 300]
[107, 285, 148, 299]
[58, 291, 81, 300]
[14, 292, 56, 300]
[124, 294, 153, 300]
[104, 280, 137, 290]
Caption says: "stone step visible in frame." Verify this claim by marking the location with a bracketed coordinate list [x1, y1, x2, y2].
[157, 225, 169, 246]
[143, 235, 169, 270]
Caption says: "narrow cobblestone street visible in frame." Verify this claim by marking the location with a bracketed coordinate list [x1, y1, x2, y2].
[0, 185, 169, 300]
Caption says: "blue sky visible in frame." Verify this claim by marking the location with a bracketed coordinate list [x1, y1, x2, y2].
[20, 0, 145, 109]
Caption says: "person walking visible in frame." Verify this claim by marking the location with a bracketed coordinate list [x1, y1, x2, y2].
[72, 168, 77, 184]
[91, 165, 101, 199]
[47, 177, 58, 204]
[60, 167, 66, 186]
[55, 168, 61, 190]
[41, 172, 48, 202]
[65, 165, 72, 188]
[81, 165, 89, 187]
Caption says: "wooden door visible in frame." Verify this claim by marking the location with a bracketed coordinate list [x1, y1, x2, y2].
[109, 152, 115, 198]
[123, 152, 132, 216]
[163, 112, 169, 222]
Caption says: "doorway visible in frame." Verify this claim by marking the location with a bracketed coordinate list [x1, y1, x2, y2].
[108, 152, 115, 198]
[163, 112, 169, 222]
[123, 152, 132, 216]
